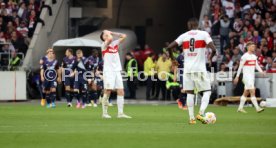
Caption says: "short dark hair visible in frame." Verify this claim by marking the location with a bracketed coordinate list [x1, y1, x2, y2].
[100, 32, 104, 41]
[126, 52, 132, 57]
[187, 18, 199, 30]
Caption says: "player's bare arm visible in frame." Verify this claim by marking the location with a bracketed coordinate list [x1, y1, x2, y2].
[57, 67, 62, 84]
[207, 42, 217, 62]
[110, 31, 127, 44]
[234, 58, 245, 85]
[255, 61, 266, 77]
[166, 41, 178, 59]
[40, 68, 45, 82]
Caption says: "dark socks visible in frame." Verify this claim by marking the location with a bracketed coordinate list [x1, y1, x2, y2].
[45, 94, 51, 104]
[179, 93, 187, 106]
[74, 92, 80, 102]
[65, 91, 71, 103]
[81, 92, 87, 105]
[50, 92, 56, 103]
[91, 91, 98, 104]
[87, 91, 92, 104]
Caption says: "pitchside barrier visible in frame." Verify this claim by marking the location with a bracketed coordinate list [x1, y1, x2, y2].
[0, 71, 275, 102]
[215, 72, 276, 107]
[0, 71, 27, 101]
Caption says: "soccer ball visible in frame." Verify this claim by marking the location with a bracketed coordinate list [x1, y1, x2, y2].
[260, 101, 266, 108]
[204, 112, 216, 124]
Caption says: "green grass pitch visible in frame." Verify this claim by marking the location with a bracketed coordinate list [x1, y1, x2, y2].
[0, 103, 276, 148]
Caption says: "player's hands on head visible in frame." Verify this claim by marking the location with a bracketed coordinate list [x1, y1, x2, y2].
[103, 30, 111, 34]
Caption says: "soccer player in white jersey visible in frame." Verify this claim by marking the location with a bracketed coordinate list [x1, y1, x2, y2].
[100, 30, 132, 119]
[234, 41, 265, 113]
[166, 18, 217, 124]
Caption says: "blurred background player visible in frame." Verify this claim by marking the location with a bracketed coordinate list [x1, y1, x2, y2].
[94, 62, 105, 105]
[61, 48, 76, 107]
[39, 48, 53, 106]
[176, 52, 187, 110]
[166, 18, 217, 124]
[87, 49, 102, 107]
[72, 49, 89, 109]
[100, 30, 131, 119]
[40, 48, 60, 108]
[234, 42, 265, 113]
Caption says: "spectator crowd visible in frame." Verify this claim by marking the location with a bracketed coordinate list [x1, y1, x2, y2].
[124, 0, 276, 101]
[0, 0, 44, 70]
[205, 0, 276, 72]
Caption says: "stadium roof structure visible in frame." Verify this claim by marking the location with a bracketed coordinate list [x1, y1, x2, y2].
[53, 38, 101, 47]
[52, 29, 137, 68]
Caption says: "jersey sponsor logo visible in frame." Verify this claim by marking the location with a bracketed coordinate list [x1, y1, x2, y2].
[225, 6, 233, 10]
[102, 45, 119, 56]
[187, 53, 198, 56]
[244, 60, 256, 66]
[182, 40, 206, 50]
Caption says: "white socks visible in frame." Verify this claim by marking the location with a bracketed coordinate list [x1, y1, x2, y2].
[102, 93, 110, 115]
[117, 96, 124, 114]
[199, 91, 211, 115]
[238, 95, 261, 111]
[238, 95, 246, 110]
[102, 94, 125, 115]
[187, 94, 195, 120]
[251, 96, 260, 110]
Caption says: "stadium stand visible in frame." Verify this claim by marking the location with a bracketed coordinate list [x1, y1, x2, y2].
[207, 0, 275, 70]
[0, 0, 45, 70]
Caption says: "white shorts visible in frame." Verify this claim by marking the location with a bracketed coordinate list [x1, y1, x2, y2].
[103, 71, 124, 90]
[243, 77, 255, 90]
[183, 72, 211, 92]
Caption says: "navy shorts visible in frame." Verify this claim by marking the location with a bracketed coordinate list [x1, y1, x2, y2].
[43, 80, 57, 91]
[64, 77, 75, 88]
[74, 79, 88, 91]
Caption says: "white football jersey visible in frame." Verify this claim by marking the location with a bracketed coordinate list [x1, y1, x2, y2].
[239, 52, 261, 80]
[175, 30, 213, 73]
[102, 39, 122, 72]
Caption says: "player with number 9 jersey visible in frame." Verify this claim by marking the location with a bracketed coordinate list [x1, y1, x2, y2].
[175, 30, 213, 74]
[166, 18, 217, 124]
[174, 29, 213, 92]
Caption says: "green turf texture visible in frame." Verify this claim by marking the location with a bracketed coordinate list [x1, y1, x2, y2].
[0, 103, 276, 148]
